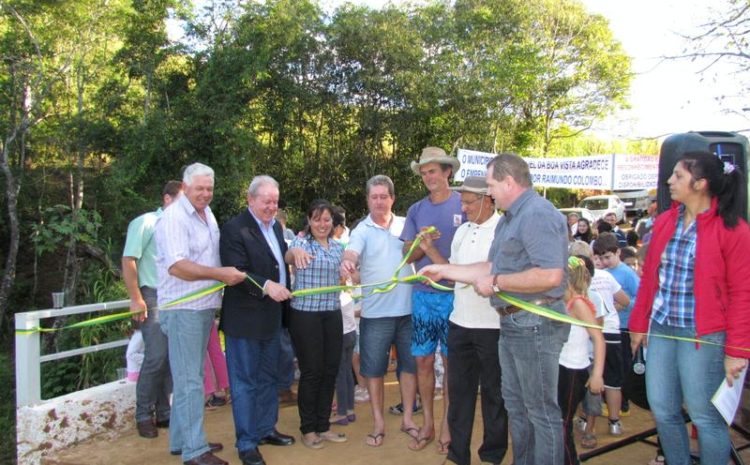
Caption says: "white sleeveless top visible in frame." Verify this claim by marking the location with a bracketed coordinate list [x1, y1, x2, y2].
[559, 296, 595, 369]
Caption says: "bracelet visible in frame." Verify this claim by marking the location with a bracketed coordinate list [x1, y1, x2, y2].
[492, 274, 501, 293]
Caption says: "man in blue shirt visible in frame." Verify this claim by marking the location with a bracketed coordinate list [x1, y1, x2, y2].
[400, 147, 463, 452]
[341, 175, 419, 447]
[419, 153, 570, 465]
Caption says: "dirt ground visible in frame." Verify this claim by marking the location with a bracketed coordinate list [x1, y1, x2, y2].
[44, 373, 750, 465]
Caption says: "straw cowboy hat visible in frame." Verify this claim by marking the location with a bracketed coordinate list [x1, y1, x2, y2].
[450, 176, 488, 196]
[410, 146, 461, 175]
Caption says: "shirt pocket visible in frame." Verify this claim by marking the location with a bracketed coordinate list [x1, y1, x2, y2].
[498, 237, 525, 261]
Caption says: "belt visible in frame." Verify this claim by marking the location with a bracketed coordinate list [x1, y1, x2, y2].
[497, 297, 561, 317]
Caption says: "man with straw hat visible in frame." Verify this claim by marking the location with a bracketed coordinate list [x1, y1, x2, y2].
[443, 176, 508, 465]
[400, 146, 464, 453]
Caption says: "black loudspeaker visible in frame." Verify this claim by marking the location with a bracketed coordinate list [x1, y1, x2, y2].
[657, 131, 749, 220]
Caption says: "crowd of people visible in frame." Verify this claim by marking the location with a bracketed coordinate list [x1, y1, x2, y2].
[121, 148, 750, 465]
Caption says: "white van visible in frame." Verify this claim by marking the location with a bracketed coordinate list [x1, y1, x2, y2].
[614, 189, 650, 217]
[578, 195, 626, 223]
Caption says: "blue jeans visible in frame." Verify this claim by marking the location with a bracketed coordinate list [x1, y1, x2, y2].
[646, 320, 729, 465]
[225, 332, 281, 453]
[499, 309, 569, 465]
[335, 330, 357, 415]
[135, 287, 172, 423]
[159, 309, 215, 461]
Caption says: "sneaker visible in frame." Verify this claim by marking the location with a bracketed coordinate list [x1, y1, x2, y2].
[388, 402, 404, 415]
[388, 400, 423, 415]
[574, 416, 587, 433]
[205, 394, 227, 409]
[609, 419, 623, 436]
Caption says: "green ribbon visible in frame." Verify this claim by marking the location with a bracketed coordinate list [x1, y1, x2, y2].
[16, 228, 443, 335]
[15, 311, 138, 335]
[19, 224, 750, 354]
[493, 291, 750, 353]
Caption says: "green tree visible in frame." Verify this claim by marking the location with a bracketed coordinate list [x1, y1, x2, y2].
[514, 0, 632, 155]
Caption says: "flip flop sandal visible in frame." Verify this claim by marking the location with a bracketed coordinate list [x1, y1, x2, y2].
[408, 434, 434, 451]
[318, 431, 347, 443]
[437, 439, 450, 455]
[365, 433, 385, 447]
[400, 426, 419, 439]
[302, 435, 324, 450]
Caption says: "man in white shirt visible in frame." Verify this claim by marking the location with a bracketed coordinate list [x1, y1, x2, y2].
[443, 177, 508, 465]
[155, 163, 246, 465]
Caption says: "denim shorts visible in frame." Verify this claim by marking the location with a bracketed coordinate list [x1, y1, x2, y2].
[411, 290, 453, 357]
[359, 315, 415, 378]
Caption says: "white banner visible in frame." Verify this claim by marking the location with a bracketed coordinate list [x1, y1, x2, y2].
[455, 149, 658, 191]
[456, 149, 497, 181]
[612, 154, 659, 190]
[526, 155, 612, 189]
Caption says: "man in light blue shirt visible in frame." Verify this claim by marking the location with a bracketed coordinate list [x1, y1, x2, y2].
[123, 180, 181, 439]
[341, 175, 418, 447]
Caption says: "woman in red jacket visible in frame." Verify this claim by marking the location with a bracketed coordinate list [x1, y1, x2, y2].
[629, 151, 750, 465]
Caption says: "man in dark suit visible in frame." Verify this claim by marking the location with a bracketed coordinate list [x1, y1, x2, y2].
[219, 175, 295, 465]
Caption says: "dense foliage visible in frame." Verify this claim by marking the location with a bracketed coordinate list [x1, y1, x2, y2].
[0, 0, 633, 336]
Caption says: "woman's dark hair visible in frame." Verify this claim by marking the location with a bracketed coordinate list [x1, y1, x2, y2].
[680, 151, 747, 228]
[303, 199, 335, 238]
[331, 205, 346, 229]
[573, 218, 593, 243]
[626, 230, 639, 247]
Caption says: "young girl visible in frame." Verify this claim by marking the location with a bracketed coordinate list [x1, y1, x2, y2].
[558, 255, 606, 465]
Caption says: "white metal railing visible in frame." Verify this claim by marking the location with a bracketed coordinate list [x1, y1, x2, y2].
[15, 300, 131, 407]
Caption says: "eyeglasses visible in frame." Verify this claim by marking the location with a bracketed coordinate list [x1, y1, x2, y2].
[460, 197, 483, 207]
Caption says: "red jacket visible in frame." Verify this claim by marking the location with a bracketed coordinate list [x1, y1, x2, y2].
[629, 198, 750, 358]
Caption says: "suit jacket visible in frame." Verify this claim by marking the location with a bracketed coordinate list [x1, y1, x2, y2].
[219, 209, 291, 340]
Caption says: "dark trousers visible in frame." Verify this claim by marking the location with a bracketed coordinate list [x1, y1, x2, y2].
[620, 330, 632, 409]
[288, 308, 343, 434]
[447, 322, 508, 465]
[135, 286, 172, 423]
[558, 365, 589, 465]
[277, 328, 295, 391]
[225, 332, 280, 452]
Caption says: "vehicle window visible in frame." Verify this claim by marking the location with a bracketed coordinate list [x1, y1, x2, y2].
[579, 199, 608, 210]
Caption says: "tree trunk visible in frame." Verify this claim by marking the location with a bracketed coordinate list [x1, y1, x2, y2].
[0, 149, 20, 332]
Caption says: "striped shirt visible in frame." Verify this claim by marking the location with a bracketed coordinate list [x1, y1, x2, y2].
[289, 235, 344, 312]
[652, 207, 696, 328]
[155, 194, 222, 310]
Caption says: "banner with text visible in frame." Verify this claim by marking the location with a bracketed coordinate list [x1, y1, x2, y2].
[455, 149, 658, 191]
[612, 154, 659, 190]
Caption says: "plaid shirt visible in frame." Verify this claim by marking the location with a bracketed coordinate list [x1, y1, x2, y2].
[289, 235, 343, 312]
[652, 207, 697, 328]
